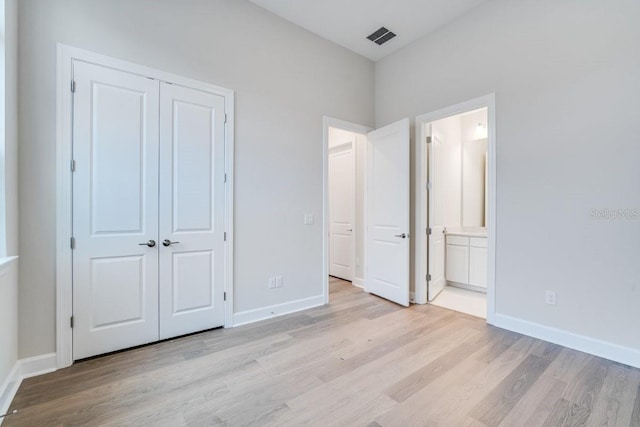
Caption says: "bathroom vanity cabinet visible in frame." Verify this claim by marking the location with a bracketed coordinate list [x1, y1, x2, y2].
[445, 233, 487, 291]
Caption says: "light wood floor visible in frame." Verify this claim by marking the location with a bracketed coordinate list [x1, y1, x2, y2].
[6, 278, 640, 426]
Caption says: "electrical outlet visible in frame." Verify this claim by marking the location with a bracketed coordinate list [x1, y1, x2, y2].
[275, 275, 284, 288]
[545, 290, 556, 305]
[268, 277, 276, 289]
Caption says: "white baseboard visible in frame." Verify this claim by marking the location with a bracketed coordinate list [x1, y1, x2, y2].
[410, 291, 416, 303]
[0, 352, 57, 425]
[0, 362, 21, 424]
[352, 278, 364, 288]
[494, 314, 640, 369]
[20, 353, 57, 379]
[233, 295, 325, 327]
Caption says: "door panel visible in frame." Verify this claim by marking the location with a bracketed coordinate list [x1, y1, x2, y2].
[159, 83, 225, 339]
[72, 60, 160, 360]
[329, 145, 355, 280]
[365, 118, 410, 306]
[428, 132, 447, 301]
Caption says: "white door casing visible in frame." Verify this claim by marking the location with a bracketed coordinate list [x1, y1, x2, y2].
[328, 142, 355, 281]
[72, 61, 160, 359]
[365, 118, 410, 307]
[158, 82, 226, 339]
[427, 132, 447, 301]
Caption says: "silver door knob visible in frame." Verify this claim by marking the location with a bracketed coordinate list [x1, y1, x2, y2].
[394, 233, 407, 239]
[139, 240, 156, 247]
[162, 239, 180, 247]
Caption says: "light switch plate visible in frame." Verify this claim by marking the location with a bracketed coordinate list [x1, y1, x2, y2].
[304, 213, 314, 225]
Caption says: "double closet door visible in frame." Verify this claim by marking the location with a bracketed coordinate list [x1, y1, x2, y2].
[72, 61, 226, 360]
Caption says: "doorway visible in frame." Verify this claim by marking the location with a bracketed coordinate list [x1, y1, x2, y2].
[324, 118, 369, 299]
[415, 95, 496, 322]
[323, 117, 412, 307]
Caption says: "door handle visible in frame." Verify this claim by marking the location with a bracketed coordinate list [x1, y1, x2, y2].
[394, 233, 407, 239]
[139, 240, 156, 247]
[347, 228, 353, 232]
[162, 239, 180, 247]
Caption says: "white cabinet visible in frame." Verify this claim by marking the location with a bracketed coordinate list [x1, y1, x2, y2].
[469, 246, 487, 288]
[445, 238, 469, 284]
[446, 234, 487, 291]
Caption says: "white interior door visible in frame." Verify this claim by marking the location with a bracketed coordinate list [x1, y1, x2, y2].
[158, 82, 226, 339]
[328, 143, 355, 281]
[72, 61, 160, 359]
[365, 118, 410, 306]
[428, 131, 446, 301]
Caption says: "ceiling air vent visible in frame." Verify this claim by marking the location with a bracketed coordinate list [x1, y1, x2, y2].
[366, 27, 397, 45]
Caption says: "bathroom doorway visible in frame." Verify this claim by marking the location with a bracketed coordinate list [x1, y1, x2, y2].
[414, 95, 496, 322]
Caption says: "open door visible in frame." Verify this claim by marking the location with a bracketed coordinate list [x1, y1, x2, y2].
[365, 118, 410, 306]
[427, 128, 446, 301]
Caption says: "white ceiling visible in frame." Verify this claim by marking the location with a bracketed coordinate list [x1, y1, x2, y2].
[249, 0, 488, 61]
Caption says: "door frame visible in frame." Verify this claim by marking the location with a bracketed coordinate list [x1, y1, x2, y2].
[414, 94, 496, 324]
[55, 44, 235, 368]
[322, 117, 372, 303]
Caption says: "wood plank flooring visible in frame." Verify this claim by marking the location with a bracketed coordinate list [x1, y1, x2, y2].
[6, 277, 640, 426]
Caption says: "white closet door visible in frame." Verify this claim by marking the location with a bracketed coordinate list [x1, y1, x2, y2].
[329, 143, 355, 281]
[72, 61, 160, 360]
[365, 118, 410, 307]
[158, 83, 226, 339]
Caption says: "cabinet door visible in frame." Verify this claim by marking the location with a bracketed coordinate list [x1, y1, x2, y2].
[445, 244, 469, 284]
[469, 246, 488, 288]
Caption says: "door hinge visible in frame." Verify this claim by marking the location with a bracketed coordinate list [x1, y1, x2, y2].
[224, 173, 227, 183]
[70, 237, 76, 250]
[427, 228, 432, 235]
[426, 182, 432, 190]
[427, 274, 431, 281]
[224, 292, 227, 301]
[71, 160, 76, 172]
[224, 232, 227, 241]
[70, 316, 74, 328]
[71, 80, 76, 93]
[224, 113, 227, 123]
[426, 136, 432, 144]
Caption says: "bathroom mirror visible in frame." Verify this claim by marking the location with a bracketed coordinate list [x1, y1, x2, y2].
[462, 138, 487, 227]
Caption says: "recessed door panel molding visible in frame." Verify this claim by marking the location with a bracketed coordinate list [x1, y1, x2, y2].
[159, 82, 225, 340]
[172, 251, 214, 314]
[365, 118, 410, 307]
[171, 99, 215, 233]
[90, 256, 145, 329]
[90, 82, 147, 235]
[72, 60, 160, 360]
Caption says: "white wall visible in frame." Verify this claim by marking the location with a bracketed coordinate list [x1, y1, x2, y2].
[376, 0, 640, 352]
[1, 0, 17, 256]
[18, 0, 374, 358]
[0, 262, 18, 409]
[0, 0, 19, 406]
[328, 127, 366, 283]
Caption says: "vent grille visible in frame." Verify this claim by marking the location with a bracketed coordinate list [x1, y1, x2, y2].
[366, 27, 397, 46]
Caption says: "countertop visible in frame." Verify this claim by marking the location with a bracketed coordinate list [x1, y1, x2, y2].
[445, 230, 487, 238]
